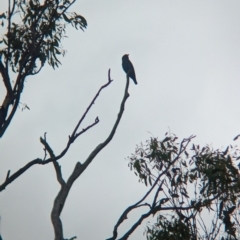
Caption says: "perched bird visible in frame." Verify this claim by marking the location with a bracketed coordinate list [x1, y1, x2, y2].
[122, 54, 137, 84]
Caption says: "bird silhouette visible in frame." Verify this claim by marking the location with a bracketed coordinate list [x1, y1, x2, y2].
[122, 54, 137, 84]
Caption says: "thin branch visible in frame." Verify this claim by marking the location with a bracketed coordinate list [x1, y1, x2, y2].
[40, 135, 66, 186]
[40, 135, 55, 158]
[0, 157, 43, 191]
[75, 117, 99, 138]
[118, 192, 223, 240]
[71, 69, 112, 139]
[50, 71, 130, 240]
[42, 132, 48, 160]
[0, 71, 113, 191]
[108, 176, 163, 240]
[5, 170, 10, 181]
[53, 161, 65, 187]
[118, 210, 153, 240]
[198, 213, 208, 238]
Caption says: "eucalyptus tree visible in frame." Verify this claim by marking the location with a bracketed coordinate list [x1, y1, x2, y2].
[0, 1, 131, 240]
[108, 133, 240, 240]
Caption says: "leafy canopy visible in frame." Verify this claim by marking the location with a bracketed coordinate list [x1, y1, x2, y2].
[0, 0, 87, 74]
[128, 133, 240, 240]
[0, 0, 87, 137]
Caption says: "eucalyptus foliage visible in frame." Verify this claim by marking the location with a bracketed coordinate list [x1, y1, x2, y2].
[0, 0, 87, 137]
[127, 133, 240, 240]
[0, 0, 87, 72]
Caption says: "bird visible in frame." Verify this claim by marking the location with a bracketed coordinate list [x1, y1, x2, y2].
[122, 54, 137, 84]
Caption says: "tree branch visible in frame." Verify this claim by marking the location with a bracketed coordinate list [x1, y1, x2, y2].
[0, 70, 113, 191]
[51, 73, 130, 240]
[71, 69, 112, 140]
[108, 176, 163, 240]
[1, 0, 86, 137]
[107, 135, 203, 240]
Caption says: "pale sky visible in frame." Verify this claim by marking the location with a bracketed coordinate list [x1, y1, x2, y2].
[0, 1, 240, 239]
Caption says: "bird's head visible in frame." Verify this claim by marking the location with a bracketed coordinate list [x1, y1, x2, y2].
[122, 54, 129, 60]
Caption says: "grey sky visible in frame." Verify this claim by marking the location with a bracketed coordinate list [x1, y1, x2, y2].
[0, 0, 240, 239]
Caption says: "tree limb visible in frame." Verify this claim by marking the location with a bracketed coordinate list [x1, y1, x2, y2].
[0, 70, 113, 191]
[50, 72, 130, 240]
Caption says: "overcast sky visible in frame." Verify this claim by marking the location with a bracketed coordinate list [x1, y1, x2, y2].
[1, 0, 240, 239]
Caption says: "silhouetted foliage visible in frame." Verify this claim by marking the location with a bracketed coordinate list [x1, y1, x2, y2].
[0, 1, 133, 240]
[109, 133, 240, 240]
[0, 0, 87, 137]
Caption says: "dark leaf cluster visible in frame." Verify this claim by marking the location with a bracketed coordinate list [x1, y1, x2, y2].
[0, 0, 87, 137]
[0, 0, 87, 73]
[125, 133, 240, 240]
[146, 215, 191, 240]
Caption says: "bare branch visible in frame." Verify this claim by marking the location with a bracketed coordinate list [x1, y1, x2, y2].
[109, 177, 163, 240]
[53, 161, 65, 187]
[5, 170, 10, 181]
[40, 135, 55, 158]
[40, 134, 66, 186]
[71, 69, 112, 139]
[117, 210, 153, 240]
[50, 73, 130, 240]
[42, 132, 48, 160]
[0, 157, 43, 191]
[0, 71, 113, 191]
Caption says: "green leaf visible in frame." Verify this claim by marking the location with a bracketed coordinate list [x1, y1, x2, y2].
[180, 191, 189, 198]
[182, 160, 187, 167]
[148, 176, 152, 186]
[162, 137, 171, 143]
[62, 13, 71, 23]
[144, 177, 147, 186]
[133, 160, 141, 173]
[159, 198, 170, 205]
[54, 47, 61, 55]
[0, 13, 6, 19]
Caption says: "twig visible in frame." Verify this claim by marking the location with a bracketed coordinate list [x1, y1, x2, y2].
[71, 69, 112, 140]
[50, 70, 130, 240]
[0, 71, 113, 192]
